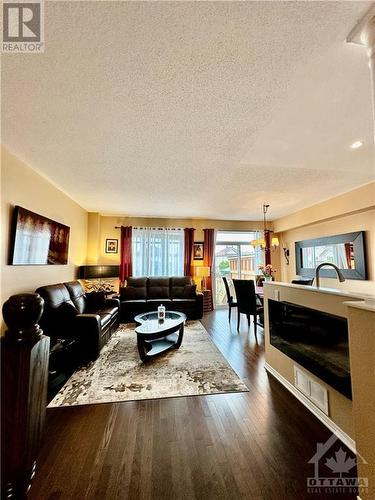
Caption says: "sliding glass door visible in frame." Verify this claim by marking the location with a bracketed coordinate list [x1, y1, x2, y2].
[214, 231, 263, 307]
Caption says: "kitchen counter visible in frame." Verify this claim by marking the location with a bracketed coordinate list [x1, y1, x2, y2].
[262, 281, 357, 450]
[263, 281, 375, 302]
[344, 299, 375, 313]
[263, 280, 375, 472]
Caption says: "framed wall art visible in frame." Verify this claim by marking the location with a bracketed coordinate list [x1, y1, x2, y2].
[105, 239, 118, 254]
[193, 242, 204, 260]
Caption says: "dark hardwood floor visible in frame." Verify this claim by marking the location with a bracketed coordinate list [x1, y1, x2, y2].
[29, 309, 354, 500]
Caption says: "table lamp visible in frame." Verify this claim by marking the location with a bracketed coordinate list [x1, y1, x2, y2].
[195, 266, 210, 290]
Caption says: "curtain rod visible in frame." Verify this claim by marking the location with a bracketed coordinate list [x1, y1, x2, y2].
[114, 226, 183, 230]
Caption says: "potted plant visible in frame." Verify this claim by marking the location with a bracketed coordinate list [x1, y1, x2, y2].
[258, 264, 276, 282]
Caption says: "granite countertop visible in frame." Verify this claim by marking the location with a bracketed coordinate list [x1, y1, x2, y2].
[344, 300, 375, 313]
[264, 281, 375, 302]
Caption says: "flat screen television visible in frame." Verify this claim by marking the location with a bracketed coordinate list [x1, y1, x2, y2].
[9, 206, 70, 265]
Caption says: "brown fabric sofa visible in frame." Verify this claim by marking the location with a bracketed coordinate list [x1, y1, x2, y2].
[120, 277, 203, 322]
[36, 280, 120, 361]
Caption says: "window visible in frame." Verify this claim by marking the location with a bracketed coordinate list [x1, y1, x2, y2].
[132, 227, 184, 277]
[214, 231, 263, 307]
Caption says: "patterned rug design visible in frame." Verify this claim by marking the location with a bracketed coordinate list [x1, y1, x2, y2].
[49, 321, 248, 407]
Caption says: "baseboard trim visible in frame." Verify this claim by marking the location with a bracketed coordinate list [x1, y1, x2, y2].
[264, 362, 356, 453]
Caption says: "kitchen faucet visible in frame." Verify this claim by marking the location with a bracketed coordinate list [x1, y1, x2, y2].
[315, 262, 346, 288]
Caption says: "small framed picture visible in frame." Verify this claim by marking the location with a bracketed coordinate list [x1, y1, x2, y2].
[193, 242, 204, 260]
[105, 239, 118, 254]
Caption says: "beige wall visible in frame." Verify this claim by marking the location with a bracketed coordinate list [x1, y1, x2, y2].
[87, 212, 101, 265]
[1, 148, 88, 329]
[346, 303, 375, 499]
[274, 183, 375, 296]
[87, 213, 279, 274]
[93, 215, 267, 264]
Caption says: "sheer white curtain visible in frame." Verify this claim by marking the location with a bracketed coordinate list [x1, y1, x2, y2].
[132, 227, 184, 277]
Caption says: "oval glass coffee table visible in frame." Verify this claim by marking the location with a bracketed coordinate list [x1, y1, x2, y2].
[134, 311, 187, 362]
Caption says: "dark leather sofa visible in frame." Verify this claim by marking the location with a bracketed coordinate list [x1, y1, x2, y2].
[120, 277, 203, 322]
[36, 280, 120, 362]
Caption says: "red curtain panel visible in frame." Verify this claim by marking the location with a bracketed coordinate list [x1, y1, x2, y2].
[184, 228, 195, 276]
[264, 229, 271, 266]
[344, 242, 352, 268]
[203, 228, 215, 307]
[120, 226, 132, 284]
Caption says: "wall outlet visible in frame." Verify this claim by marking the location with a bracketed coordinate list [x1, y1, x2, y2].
[294, 366, 329, 415]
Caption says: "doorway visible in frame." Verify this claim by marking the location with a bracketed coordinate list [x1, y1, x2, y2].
[214, 231, 263, 307]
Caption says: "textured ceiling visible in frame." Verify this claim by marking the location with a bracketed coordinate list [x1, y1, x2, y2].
[2, 1, 374, 220]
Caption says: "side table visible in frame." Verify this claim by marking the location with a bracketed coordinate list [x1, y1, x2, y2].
[202, 289, 213, 313]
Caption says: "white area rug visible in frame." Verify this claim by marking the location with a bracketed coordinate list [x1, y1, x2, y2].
[49, 321, 248, 407]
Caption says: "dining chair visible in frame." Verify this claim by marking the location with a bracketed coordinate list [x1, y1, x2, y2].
[233, 279, 263, 334]
[222, 276, 238, 322]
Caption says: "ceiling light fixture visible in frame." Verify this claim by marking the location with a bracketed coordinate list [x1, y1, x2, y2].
[250, 204, 279, 265]
[350, 140, 364, 150]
